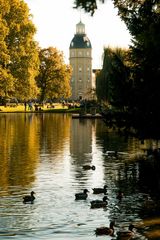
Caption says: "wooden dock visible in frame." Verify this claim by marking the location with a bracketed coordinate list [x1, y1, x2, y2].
[72, 113, 102, 119]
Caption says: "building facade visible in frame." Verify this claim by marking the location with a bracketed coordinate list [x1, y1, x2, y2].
[69, 21, 92, 100]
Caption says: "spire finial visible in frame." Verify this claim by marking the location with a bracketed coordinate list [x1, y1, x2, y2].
[80, 9, 82, 22]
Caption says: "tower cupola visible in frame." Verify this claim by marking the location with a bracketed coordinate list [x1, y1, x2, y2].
[70, 21, 91, 49]
[76, 21, 85, 34]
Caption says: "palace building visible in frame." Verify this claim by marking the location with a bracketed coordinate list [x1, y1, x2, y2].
[69, 21, 93, 100]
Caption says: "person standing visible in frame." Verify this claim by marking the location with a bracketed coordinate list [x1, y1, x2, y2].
[24, 102, 27, 111]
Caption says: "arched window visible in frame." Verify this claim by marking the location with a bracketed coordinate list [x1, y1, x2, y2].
[79, 67, 82, 72]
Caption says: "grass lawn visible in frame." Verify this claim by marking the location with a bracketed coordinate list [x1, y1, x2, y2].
[0, 103, 80, 113]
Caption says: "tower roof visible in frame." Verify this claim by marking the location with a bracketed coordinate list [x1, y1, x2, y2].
[70, 21, 92, 49]
[70, 34, 92, 49]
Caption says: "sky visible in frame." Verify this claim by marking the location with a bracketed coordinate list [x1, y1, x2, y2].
[24, 0, 131, 69]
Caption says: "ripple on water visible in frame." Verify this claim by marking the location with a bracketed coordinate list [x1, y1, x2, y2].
[0, 115, 158, 239]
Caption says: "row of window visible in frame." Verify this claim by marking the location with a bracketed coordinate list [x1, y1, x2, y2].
[71, 66, 91, 72]
[70, 51, 90, 57]
[71, 77, 91, 83]
[78, 66, 91, 72]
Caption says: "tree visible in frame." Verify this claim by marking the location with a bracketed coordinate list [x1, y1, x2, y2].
[75, 0, 160, 138]
[96, 48, 112, 104]
[36, 47, 72, 102]
[113, 0, 160, 137]
[0, 0, 12, 98]
[96, 47, 132, 109]
[0, 0, 39, 101]
[0, 68, 15, 99]
[74, 0, 105, 15]
[108, 47, 132, 110]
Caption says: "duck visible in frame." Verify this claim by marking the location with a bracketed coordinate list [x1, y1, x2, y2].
[95, 221, 115, 236]
[143, 195, 157, 209]
[116, 190, 124, 201]
[92, 185, 107, 194]
[75, 189, 89, 200]
[83, 165, 96, 170]
[23, 191, 35, 203]
[91, 196, 108, 209]
[117, 224, 135, 239]
[106, 150, 118, 158]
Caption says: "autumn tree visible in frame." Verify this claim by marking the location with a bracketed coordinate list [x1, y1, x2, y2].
[36, 47, 72, 102]
[0, 0, 39, 101]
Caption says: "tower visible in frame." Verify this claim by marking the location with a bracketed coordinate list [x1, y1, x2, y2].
[69, 21, 92, 100]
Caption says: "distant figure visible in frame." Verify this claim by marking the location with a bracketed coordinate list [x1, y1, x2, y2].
[83, 165, 96, 170]
[34, 105, 38, 111]
[28, 102, 33, 110]
[23, 191, 35, 204]
[24, 102, 27, 111]
[75, 189, 89, 200]
[62, 101, 65, 108]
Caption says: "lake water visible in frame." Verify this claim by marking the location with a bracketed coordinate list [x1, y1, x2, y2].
[0, 113, 160, 240]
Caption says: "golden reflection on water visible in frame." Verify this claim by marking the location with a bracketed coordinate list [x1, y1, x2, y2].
[0, 114, 160, 240]
[145, 230, 160, 239]
[137, 218, 160, 239]
[38, 113, 70, 159]
[142, 217, 160, 226]
[0, 113, 71, 193]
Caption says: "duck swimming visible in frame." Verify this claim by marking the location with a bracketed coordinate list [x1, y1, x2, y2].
[75, 189, 89, 200]
[91, 196, 108, 209]
[83, 165, 96, 170]
[92, 185, 107, 194]
[23, 191, 35, 203]
[105, 151, 118, 158]
[116, 190, 124, 201]
[117, 224, 135, 239]
[95, 221, 115, 236]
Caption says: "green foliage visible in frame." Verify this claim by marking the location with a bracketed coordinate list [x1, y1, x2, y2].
[36, 47, 72, 102]
[0, 0, 39, 100]
[96, 47, 132, 109]
[74, 0, 105, 15]
[76, 0, 160, 137]
[113, 0, 160, 137]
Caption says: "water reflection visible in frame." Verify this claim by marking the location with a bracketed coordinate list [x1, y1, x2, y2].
[0, 113, 159, 239]
[0, 114, 39, 190]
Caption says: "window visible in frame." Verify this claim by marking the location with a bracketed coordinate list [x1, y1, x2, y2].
[78, 51, 82, 56]
[71, 77, 74, 82]
[79, 67, 82, 72]
[71, 51, 74, 56]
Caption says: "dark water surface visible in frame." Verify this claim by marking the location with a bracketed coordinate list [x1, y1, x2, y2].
[0, 113, 160, 239]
